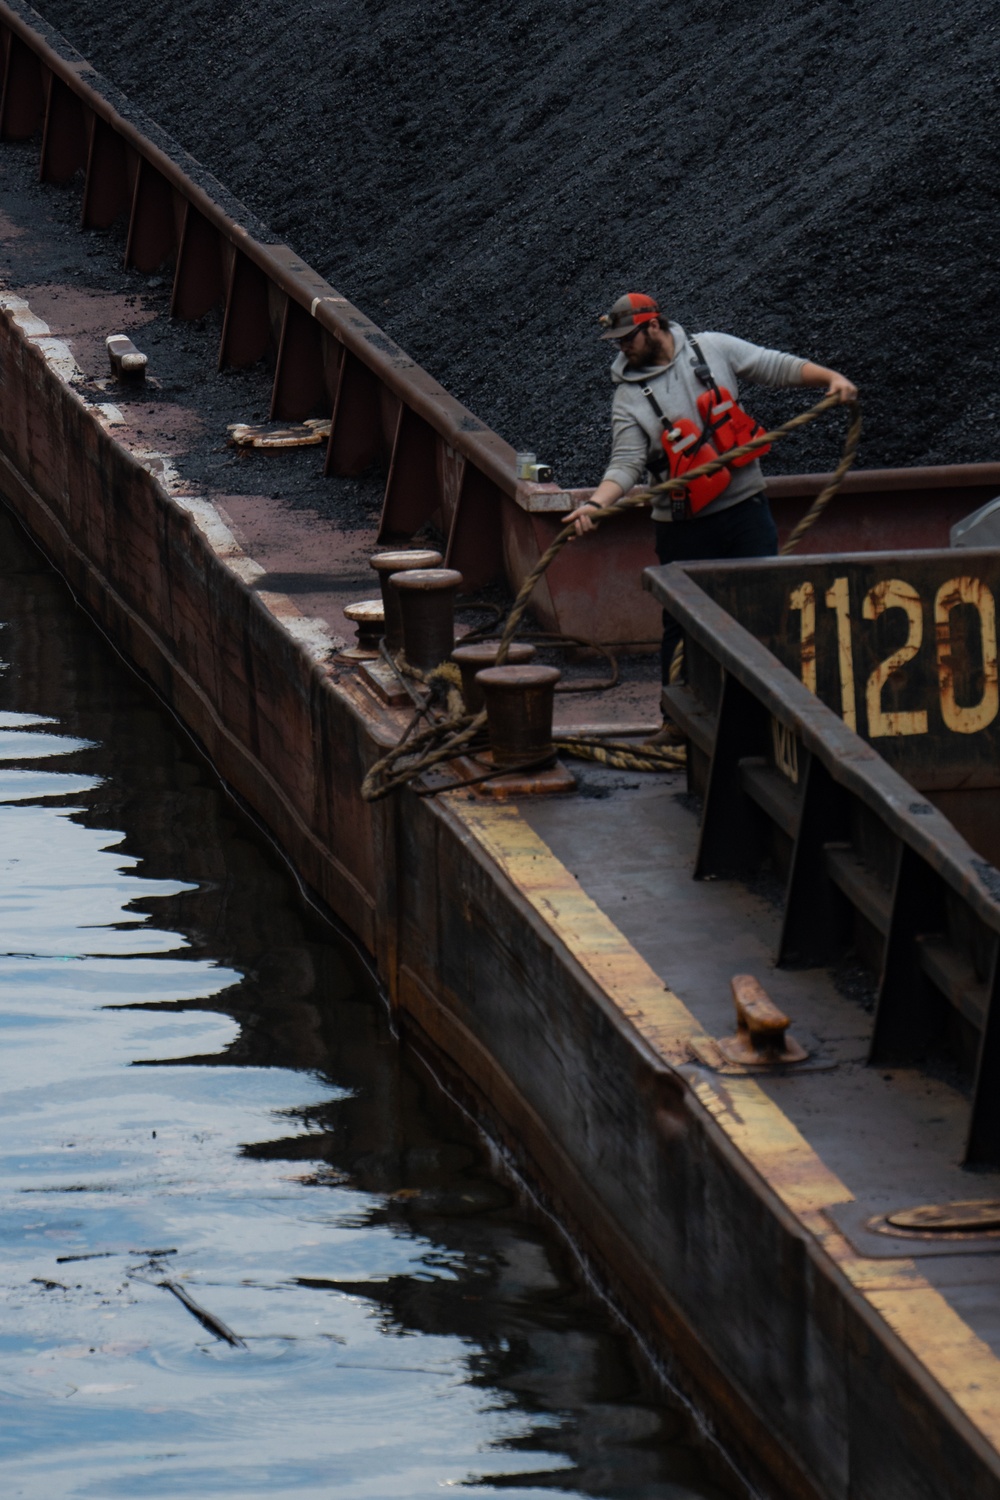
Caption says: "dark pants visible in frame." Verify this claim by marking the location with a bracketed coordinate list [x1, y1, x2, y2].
[655, 493, 778, 683]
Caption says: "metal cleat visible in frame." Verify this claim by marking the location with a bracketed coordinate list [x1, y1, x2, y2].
[689, 974, 813, 1073]
[719, 975, 809, 1066]
[390, 567, 463, 674]
[343, 599, 385, 654]
[106, 334, 147, 382]
[369, 550, 442, 653]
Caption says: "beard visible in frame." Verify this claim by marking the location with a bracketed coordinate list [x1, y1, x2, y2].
[624, 341, 652, 367]
[624, 330, 670, 369]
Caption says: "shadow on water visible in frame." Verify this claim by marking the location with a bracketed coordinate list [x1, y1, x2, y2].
[0, 507, 748, 1500]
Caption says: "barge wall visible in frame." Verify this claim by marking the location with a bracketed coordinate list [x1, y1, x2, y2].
[3, 302, 1000, 1500]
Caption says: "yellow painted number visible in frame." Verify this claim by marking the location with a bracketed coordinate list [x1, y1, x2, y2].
[862, 579, 929, 737]
[823, 577, 857, 731]
[935, 576, 999, 734]
[788, 582, 816, 694]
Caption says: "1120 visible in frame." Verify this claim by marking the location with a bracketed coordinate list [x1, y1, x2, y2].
[788, 575, 999, 737]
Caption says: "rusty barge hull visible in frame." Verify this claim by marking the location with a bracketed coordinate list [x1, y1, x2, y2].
[4, 234, 1000, 1500]
[3, 7, 1000, 1498]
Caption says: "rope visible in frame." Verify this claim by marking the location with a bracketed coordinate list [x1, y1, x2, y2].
[554, 736, 685, 772]
[361, 394, 861, 801]
[665, 395, 862, 688]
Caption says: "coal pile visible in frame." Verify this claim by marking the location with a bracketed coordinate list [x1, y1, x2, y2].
[38, 0, 1000, 485]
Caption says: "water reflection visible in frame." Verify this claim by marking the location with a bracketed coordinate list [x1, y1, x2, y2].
[0, 509, 744, 1499]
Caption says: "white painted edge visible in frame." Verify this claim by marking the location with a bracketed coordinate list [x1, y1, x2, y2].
[171, 498, 342, 659]
[311, 294, 350, 316]
[0, 294, 88, 386]
[95, 403, 126, 427]
[2, 286, 346, 662]
[0, 292, 52, 339]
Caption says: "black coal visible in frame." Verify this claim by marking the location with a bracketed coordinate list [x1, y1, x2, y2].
[37, 0, 1000, 483]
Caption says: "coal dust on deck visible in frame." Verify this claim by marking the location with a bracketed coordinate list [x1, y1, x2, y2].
[0, 507, 746, 1499]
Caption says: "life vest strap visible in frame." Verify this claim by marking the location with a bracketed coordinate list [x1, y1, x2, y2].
[636, 341, 769, 519]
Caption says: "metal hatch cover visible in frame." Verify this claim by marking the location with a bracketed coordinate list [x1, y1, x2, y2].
[886, 1200, 1000, 1234]
[827, 1199, 1000, 1258]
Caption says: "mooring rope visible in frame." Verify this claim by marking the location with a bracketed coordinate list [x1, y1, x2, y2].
[360, 394, 862, 801]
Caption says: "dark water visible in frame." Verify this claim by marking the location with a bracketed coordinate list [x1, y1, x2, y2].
[0, 508, 746, 1500]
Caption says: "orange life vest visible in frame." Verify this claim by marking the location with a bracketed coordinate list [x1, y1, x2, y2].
[643, 339, 771, 519]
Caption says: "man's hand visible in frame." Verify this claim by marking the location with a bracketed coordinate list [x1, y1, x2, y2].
[825, 371, 858, 404]
[563, 502, 600, 537]
[800, 361, 858, 404]
[563, 479, 624, 537]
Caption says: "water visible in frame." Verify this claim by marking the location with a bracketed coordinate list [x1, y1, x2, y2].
[0, 508, 746, 1499]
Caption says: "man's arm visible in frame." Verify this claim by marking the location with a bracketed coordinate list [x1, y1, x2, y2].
[799, 361, 858, 403]
[709, 334, 857, 402]
[564, 392, 649, 534]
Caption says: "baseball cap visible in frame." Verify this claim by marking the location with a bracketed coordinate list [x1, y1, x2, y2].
[597, 292, 660, 340]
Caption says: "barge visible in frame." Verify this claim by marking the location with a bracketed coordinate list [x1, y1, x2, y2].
[2, 6, 1000, 1495]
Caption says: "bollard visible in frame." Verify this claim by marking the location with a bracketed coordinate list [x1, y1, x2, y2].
[369, 550, 442, 652]
[452, 640, 537, 714]
[343, 599, 385, 652]
[106, 333, 147, 382]
[474, 664, 561, 768]
[391, 568, 463, 674]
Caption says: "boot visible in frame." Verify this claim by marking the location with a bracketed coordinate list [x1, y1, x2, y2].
[645, 686, 686, 747]
[643, 718, 687, 748]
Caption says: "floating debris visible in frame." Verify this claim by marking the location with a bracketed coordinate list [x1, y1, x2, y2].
[153, 1278, 247, 1349]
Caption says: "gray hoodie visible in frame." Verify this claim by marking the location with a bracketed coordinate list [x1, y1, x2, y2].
[602, 322, 806, 520]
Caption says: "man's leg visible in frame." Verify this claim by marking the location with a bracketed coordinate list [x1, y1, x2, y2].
[714, 493, 779, 558]
[655, 506, 771, 681]
[651, 498, 777, 739]
[654, 521, 687, 684]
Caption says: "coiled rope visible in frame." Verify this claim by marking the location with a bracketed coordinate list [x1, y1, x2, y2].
[361, 394, 862, 801]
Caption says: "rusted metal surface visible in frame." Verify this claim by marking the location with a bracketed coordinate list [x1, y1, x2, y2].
[721, 974, 808, 1065]
[391, 566, 462, 672]
[503, 468, 1000, 645]
[885, 1201, 1000, 1235]
[500, 497, 662, 645]
[678, 551, 1000, 792]
[369, 549, 442, 652]
[420, 798, 1000, 1500]
[451, 639, 537, 713]
[5, 282, 1000, 1500]
[105, 331, 146, 380]
[227, 417, 329, 448]
[766, 464, 1000, 556]
[688, 975, 818, 1075]
[645, 557, 1000, 1165]
[475, 663, 560, 767]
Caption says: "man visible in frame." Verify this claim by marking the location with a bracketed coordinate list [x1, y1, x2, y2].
[564, 293, 857, 739]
